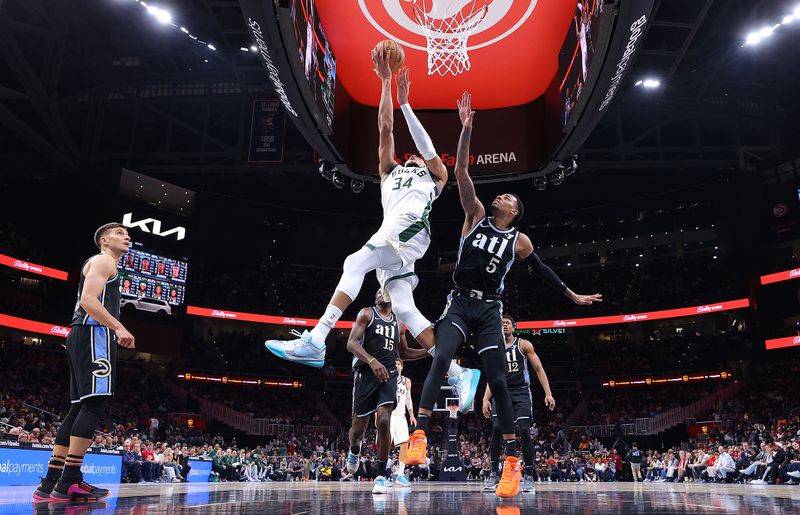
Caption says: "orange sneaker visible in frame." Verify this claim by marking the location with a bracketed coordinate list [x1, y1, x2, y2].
[405, 429, 427, 465]
[496, 456, 522, 498]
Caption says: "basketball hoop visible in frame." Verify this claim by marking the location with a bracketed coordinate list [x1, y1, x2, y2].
[408, 0, 490, 76]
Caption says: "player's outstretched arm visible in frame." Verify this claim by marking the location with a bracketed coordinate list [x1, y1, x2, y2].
[396, 67, 448, 190]
[455, 91, 485, 234]
[347, 308, 389, 382]
[398, 330, 428, 361]
[516, 233, 603, 305]
[80, 254, 135, 348]
[374, 50, 396, 179]
[520, 339, 555, 411]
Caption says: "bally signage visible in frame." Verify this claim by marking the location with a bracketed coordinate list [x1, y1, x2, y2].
[0, 253, 68, 280]
[122, 213, 186, 241]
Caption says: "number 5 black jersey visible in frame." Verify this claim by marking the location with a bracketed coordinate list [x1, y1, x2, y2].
[453, 217, 520, 295]
[351, 307, 400, 371]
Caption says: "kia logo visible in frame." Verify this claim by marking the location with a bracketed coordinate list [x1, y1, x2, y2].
[123, 212, 186, 241]
[443, 466, 462, 472]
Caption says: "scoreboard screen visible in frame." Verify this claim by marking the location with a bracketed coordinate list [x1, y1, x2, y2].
[119, 243, 188, 306]
[558, 0, 604, 127]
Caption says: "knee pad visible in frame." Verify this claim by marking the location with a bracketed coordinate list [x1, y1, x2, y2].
[71, 396, 108, 439]
[55, 404, 82, 447]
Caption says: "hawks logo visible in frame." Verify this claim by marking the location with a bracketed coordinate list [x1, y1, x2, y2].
[92, 358, 112, 379]
[358, 0, 537, 52]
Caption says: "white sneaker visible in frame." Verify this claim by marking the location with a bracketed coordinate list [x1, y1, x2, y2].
[749, 479, 768, 485]
[447, 368, 481, 414]
[372, 476, 387, 494]
[265, 330, 325, 368]
[787, 471, 800, 479]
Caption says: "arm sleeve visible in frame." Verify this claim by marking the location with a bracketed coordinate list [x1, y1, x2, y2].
[524, 251, 567, 292]
[400, 103, 437, 160]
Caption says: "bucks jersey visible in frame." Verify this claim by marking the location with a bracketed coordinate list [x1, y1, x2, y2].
[380, 164, 439, 225]
[392, 376, 408, 417]
[504, 337, 530, 388]
[352, 307, 399, 371]
[454, 217, 520, 295]
[71, 258, 121, 326]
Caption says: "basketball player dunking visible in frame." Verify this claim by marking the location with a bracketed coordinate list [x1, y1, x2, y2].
[345, 290, 427, 494]
[34, 223, 135, 503]
[482, 315, 556, 493]
[405, 92, 602, 498]
[265, 49, 481, 409]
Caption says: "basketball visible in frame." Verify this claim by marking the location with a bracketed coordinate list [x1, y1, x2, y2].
[374, 39, 405, 73]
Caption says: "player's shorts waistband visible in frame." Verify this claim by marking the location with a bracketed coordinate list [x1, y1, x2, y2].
[452, 286, 501, 301]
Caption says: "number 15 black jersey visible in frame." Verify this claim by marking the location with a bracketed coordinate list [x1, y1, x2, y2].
[352, 307, 399, 371]
[453, 217, 519, 295]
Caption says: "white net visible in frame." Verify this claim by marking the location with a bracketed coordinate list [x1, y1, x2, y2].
[410, 0, 489, 76]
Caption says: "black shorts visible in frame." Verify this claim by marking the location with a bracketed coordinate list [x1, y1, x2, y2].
[352, 366, 397, 418]
[437, 291, 504, 354]
[492, 386, 533, 423]
[66, 325, 117, 403]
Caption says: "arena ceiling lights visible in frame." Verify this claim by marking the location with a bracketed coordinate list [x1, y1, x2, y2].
[743, 5, 800, 46]
[128, 0, 219, 53]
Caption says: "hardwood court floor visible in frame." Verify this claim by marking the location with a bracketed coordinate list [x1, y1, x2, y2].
[5, 480, 799, 514]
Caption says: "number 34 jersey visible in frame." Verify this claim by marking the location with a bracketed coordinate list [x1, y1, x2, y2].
[454, 217, 520, 295]
[367, 165, 439, 271]
[352, 307, 400, 372]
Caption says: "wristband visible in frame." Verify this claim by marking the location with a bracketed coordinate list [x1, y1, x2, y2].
[368, 357, 375, 365]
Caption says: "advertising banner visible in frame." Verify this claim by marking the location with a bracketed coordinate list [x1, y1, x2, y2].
[0, 443, 121, 486]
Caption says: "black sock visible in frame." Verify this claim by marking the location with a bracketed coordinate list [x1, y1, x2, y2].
[377, 460, 387, 477]
[45, 455, 66, 482]
[350, 444, 361, 456]
[503, 439, 518, 457]
[525, 465, 534, 477]
[491, 461, 499, 474]
[62, 454, 84, 483]
[416, 414, 430, 432]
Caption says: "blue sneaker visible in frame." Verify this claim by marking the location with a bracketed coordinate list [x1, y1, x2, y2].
[395, 474, 411, 487]
[345, 451, 360, 475]
[384, 477, 394, 487]
[448, 368, 481, 414]
[265, 330, 325, 368]
[372, 476, 387, 494]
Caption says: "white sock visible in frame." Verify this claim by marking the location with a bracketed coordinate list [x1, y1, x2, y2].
[310, 304, 342, 345]
[428, 346, 464, 378]
[397, 461, 405, 476]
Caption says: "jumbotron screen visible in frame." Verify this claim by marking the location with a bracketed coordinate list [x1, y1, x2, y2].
[118, 243, 188, 306]
[559, 0, 604, 127]
[289, 0, 336, 131]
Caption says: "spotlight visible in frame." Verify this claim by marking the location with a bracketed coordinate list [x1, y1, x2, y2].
[318, 161, 333, 180]
[240, 47, 249, 52]
[564, 155, 578, 176]
[146, 5, 172, 24]
[534, 176, 547, 191]
[550, 168, 564, 186]
[207, 44, 217, 51]
[332, 170, 345, 189]
[351, 178, 365, 194]
[250, 45, 258, 52]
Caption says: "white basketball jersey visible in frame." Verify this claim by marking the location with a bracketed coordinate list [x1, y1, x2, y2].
[380, 165, 439, 221]
[392, 376, 408, 417]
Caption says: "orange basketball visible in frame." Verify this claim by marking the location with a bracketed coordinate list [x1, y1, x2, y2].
[374, 39, 405, 73]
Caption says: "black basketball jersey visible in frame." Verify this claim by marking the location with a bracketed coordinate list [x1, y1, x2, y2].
[352, 307, 399, 370]
[504, 337, 530, 388]
[71, 257, 121, 326]
[453, 217, 520, 295]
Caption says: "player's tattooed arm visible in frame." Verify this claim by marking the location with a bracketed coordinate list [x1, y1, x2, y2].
[374, 49, 396, 179]
[455, 91, 485, 235]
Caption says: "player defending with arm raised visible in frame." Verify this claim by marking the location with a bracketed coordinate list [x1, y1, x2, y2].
[344, 290, 427, 494]
[482, 315, 555, 492]
[406, 92, 601, 499]
[264, 50, 480, 412]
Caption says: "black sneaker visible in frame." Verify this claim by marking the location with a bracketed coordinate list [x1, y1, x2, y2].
[50, 479, 110, 502]
[33, 477, 58, 501]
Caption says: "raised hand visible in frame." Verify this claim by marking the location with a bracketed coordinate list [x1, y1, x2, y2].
[372, 49, 392, 81]
[457, 91, 474, 129]
[396, 67, 410, 105]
